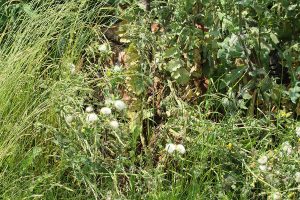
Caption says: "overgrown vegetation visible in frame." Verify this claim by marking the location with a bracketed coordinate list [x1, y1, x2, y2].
[0, 0, 299, 199]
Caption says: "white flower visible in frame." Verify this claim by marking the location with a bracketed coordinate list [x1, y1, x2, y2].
[70, 63, 76, 74]
[114, 100, 126, 111]
[282, 141, 292, 155]
[85, 106, 94, 113]
[271, 192, 281, 200]
[295, 172, 300, 183]
[100, 107, 112, 115]
[113, 65, 122, 72]
[86, 113, 98, 123]
[109, 120, 119, 129]
[138, 1, 147, 10]
[98, 43, 109, 52]
[165, 143, 176, 154]
[296, 127, 300, 137]
[65, 115, 74, 124]
[176, 144, 186, 154]
[257, 155, 268, 165]
[259, 165, 267, 171]
[265, 174, 276, 183]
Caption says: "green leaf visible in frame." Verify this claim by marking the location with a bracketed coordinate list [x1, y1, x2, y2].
[21, 147, 42, 171]
[164, 47, 178, 58]
[219, 66, 247, 89]
[172, 68, 190, 85]
[270, 33, 279, 44]
[238, 99, 248, 109]
[288, 83, 300, 103]
[258, 77, 273, 92]
[242, 92, 252, 100]
[129, 75, 146, 96]
[22, 4, 35, 17]
[165, 59, 182, 72]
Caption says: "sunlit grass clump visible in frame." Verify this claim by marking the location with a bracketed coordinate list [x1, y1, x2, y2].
[0, 0, 115, 198]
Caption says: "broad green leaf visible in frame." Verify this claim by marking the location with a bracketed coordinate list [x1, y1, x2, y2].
[172, 68, 190, 85]
[242, 92, 252, 100]
[238, 99, 248, 109]
[164, 47, 178, 58]
[219, 66, 247, 89]
[165, 59, 182, 72]
[21, 147, 42, 171]
[258, 77, 273, 92]
[270, 33, 279, 44]
[129, 75, 146, 96]
[288, 83, 300, 103]
[22, 4, 36, 17]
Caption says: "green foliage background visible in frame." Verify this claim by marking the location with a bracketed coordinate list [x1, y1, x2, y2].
[0, 0, 299, 199]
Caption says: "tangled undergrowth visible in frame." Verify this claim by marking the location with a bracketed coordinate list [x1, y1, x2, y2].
[0, 0, 299, 199]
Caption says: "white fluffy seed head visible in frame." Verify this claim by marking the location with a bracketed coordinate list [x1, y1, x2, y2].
[165, 143, 176, 154]
[259, 165, 267, 171]
[85, 106, 94, 113]
[271, 192, 281, 200]
[98, 43, 109, 52]
[114, 100, 126, 111]
[296, 127, 300, 137]
[282, 141, 292, 155]
[100, 107, 112, 115]
[295, 172, 300, 183]
[113, 65, 122, 72]
[176, 144, 186, 154]
[86, 113, 98, 123]
[65, 115, 74, 123]
[70, 63, 76, 74]
[109, 120, 119, 129]
[257, 155, 268, 165]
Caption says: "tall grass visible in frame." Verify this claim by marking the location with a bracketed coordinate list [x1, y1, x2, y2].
[0, 0, 112, 198]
